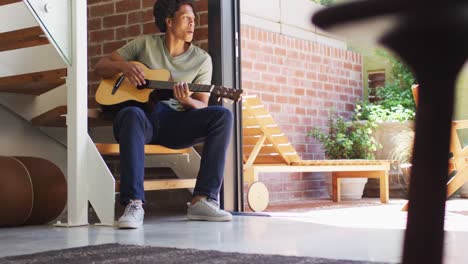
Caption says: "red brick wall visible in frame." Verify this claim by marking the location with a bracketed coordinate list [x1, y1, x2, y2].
[86, 1, 364, 206]
[241, 25, 364, 205]
[87, 0, 208, 99]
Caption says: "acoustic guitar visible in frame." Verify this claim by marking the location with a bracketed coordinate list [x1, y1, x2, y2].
[95, 61, 243, 114]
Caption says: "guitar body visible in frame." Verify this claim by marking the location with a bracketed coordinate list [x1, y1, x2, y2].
[95, 61, 242, 117]
[95, 62, 171, 113]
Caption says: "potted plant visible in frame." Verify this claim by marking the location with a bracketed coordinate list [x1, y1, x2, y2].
[308, 112, 381, 200]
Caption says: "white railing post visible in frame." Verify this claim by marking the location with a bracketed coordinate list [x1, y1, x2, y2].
[23, 0, 116, 226]
[66, 0, 88, 226]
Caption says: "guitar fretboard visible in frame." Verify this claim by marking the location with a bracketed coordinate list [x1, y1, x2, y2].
[147, 80, 213, 93]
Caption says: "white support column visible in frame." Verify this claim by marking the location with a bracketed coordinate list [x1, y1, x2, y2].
[65, 0, 88, 226]
[86, 136, 115, 226]
[21, 0, 117, 226]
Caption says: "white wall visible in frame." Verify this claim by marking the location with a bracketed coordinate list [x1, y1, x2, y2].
[240, 0, 347, 49]
[0, 105, 67, 174]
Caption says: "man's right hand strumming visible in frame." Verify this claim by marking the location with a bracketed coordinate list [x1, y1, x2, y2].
[95, 52, 145, 87]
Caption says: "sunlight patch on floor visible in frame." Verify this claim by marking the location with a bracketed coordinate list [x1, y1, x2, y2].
[266, 199, 468, 232]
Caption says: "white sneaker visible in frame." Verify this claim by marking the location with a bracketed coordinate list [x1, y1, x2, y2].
[187, 198, 232, 222]
[117, 200, 144, 229]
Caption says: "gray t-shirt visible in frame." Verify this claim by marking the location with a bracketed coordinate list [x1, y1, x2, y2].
[117, 34, 213, 111]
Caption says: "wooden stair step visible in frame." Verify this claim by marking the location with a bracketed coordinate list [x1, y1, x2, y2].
[0, 68, 67, 95]
[0, 26, 49, 52]
[0, 0, 22, 6]
[95, 143, 191, 155]
[115, 179, 196, 192]
[30, 106, 112, 127]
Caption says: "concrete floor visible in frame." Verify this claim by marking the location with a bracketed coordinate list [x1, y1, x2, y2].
[2, 199, 468, 263]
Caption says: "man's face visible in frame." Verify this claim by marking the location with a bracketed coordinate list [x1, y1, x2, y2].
[167, 4, 196, 42]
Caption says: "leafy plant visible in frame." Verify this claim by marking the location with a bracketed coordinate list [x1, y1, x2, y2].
[356, 49, 417, 122]
[355, 101, 415, 122]
[308, 112, 381, 160]
[310, 0, 335, 6]
[376, 49, 415, 90]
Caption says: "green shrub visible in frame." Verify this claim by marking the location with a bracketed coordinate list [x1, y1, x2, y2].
[310, 0, 335, 6]
[355, 101, 415, 122]
[356, 49, 417, 122]
[308, 113, 381, 160]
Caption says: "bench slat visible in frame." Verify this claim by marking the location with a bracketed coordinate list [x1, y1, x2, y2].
[243, 145, 297, 157]
[243, 136, 290, 145]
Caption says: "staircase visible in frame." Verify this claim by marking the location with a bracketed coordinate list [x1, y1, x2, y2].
[0, 0, 200, 227]
[0, 0, 114, 226]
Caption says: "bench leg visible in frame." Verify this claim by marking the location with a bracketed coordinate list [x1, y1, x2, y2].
[244, 166, 256, 186]
[332, 173, 341, 202]
[379, 170, 389, 203]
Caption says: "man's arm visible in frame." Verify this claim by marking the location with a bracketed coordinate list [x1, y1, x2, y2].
[95, 51, 146, 86]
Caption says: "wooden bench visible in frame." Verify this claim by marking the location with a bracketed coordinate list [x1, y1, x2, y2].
[401, 85, 468, 210]
[242, 95, 391, 211]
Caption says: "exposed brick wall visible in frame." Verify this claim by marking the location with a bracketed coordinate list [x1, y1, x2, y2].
[241, 25, 364, 205]
[86, 1, 364, 207]
[87, 0, 208, 100]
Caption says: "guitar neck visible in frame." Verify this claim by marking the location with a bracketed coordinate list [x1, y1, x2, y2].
[146, 80, 213, 93]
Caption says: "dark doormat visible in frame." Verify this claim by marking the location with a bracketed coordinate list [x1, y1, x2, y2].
[0, 243, 393, 264]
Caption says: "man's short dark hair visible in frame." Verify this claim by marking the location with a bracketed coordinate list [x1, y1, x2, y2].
[153, 0, 196, 33]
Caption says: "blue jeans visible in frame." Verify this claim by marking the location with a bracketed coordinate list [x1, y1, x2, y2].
[113, 102, 233, 205]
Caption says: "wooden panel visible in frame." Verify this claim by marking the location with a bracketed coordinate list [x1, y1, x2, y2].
[243, 145, 297, 156]
[243, 135, 290, 145]
[0, 0, 21, 6]
[0, 156, 33, 227]
[242, 106, 270, 117]
[251, 164, 390, 173]
[30, 106, 112, 127]
[14, 157, 66, 225]
[246, 155, 288, 165]
[453, 120, 468, 130]
[0, 26, 49, 52]
[242, 116, 277, 127]
[294, 159, 390, 167]
[242, 96, 264, 107]
[115, 179, 196, 192]
[95, 143, 191, 156]
[333, 171, 384, 179]
[0, 68, 67, 95]
[243, 126, 284, 136]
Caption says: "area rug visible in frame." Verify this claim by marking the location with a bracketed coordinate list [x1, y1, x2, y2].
[0, 243, 391, 264]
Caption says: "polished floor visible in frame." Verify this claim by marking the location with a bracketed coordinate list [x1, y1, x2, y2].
[2, 199, 468, 263]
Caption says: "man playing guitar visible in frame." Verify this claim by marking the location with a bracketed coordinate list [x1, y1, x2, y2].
[95, 0, 233, 229]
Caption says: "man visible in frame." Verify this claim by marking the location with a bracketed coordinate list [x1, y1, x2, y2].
[95, 0, 233, 229]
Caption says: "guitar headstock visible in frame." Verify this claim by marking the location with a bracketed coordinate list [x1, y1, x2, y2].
[211, 86, 243, 102]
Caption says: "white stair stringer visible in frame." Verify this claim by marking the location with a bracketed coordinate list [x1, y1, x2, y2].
[0, 45, 66, 78]
[89, 127, 202, 186]
[24, 0, 71, 64]
[86, 135, 115, 226]
[145, 148, 201, 193]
